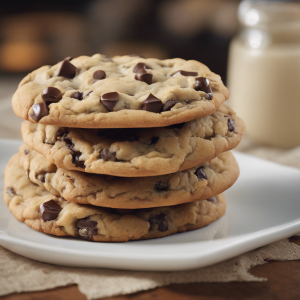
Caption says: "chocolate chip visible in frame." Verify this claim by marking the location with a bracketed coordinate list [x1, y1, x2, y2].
[195, 77, 212, 94]
[64, 56, 72, 61]
[101, 92, 119, 111]
[154, 181, 170, 192]
[150, 136, 159, 145]
[40, 200, 61, 221]
[162, 100, 180, 112]
[149, 213, 168, 232]
[72, 151, 85, 168]
[64, 138, 74, 150]
[172, 70, 198, 77]
[205, 93, 213, 100]
[135, 68, 152, 84]
[93, 70, 106, 80]
[86, 91, 93, 96]
[24, 150, 29, 155]
[56, 59, 77, 79]
[6, 187, 16, 196]
[141, 94, 163, 113]
[30, 103, 49, 122]
[133, 62, 151, 73]
[56, 129, 69, 140]
[195, 167, 207, 180]
[228, 118, 235, 132]
[70, 91, 83, 100]
[100, 149, 116, 161]
[77, 218, 97, 239]
[42, 87, 62, 103]
[207, 196, 218, 204]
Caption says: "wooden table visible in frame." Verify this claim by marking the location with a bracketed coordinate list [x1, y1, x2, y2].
[2, 236, 300, 300]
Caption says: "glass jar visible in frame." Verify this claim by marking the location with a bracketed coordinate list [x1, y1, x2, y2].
[227, 0, 300, 147]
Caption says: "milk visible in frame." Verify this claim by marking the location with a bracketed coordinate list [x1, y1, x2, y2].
[227, 1, 300, 147]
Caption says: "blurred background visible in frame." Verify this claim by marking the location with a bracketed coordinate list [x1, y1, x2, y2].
[0, 0, 241, 98]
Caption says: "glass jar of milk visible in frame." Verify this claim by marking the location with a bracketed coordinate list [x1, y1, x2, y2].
[227, 0, 300, 147]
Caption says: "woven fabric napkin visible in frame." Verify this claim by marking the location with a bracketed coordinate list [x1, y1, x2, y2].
[1, 96, 300, 300]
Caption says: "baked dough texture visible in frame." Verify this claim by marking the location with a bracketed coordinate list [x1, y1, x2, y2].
[21, 104, 245, 177]
[4, 153, 226, 242]
[19, 144, 238, 208]
[12, 54, 229, 128]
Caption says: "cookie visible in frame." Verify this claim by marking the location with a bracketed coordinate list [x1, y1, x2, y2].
[4, 153, 226, 242]
[20, 144, 238, 208]
[12, 54, 229, 128]
[21, 104, 245, 177]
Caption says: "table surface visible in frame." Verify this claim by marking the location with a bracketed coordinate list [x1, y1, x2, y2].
[1, 236, 300, 300]
[1, 77, 300, 300]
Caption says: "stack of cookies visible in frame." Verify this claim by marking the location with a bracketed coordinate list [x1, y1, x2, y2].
[4, 54, 245, 242]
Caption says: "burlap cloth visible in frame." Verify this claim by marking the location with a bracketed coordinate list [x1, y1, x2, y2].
[1, 97, 300, 299]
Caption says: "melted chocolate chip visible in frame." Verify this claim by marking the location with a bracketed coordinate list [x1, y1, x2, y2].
[141, 94, 163, 113]
[30, 103, 49, 122]
[64, 138, 74, 150]
[195, 167, 207, 180]
[77, 218, 98, 239]
[135, 68, 152, 84]
[195, 77, 212, 94]
[40, 200, 61, 221]
[93, 70, 106, 80]
[149, 213, 168, 232]
[154, 181, 170, 192]
[207, 196, 218, 204]
[72, 151, 85, 168]
[56, 129, 69, 140]
[86, 91, 93, 96]
[24, 150, 29, 155]
[100, 149, 116, 161]
[228, 118, 235, 132]
[6, 187, 16, 196]
[162, 100, 180, 112]
[101, 92, 119, 111]
[42, 87, 62, 103]
[56, 59, 77, 78]
[70, 91, 83, 100]
[133, 62, 151, 73]
[172, 70, 198, 77]
[205, 93, 213, 100]
[150, 136, 159, 145]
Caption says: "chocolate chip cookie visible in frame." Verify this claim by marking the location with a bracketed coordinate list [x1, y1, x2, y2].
[21, 104, 245, 177]
[4, 153, 226, 242]
[20, 144, 238, 208]
[12, 54, 229, 128]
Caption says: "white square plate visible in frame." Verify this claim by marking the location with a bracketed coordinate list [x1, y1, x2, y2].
[1, 139, 300, 271]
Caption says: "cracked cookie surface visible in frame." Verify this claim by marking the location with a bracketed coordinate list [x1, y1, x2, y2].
[12, 54, 229, 128]
[4, 153, 226, 242]
[21, 104, 245, 177]
[19, 144, 238, 208]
